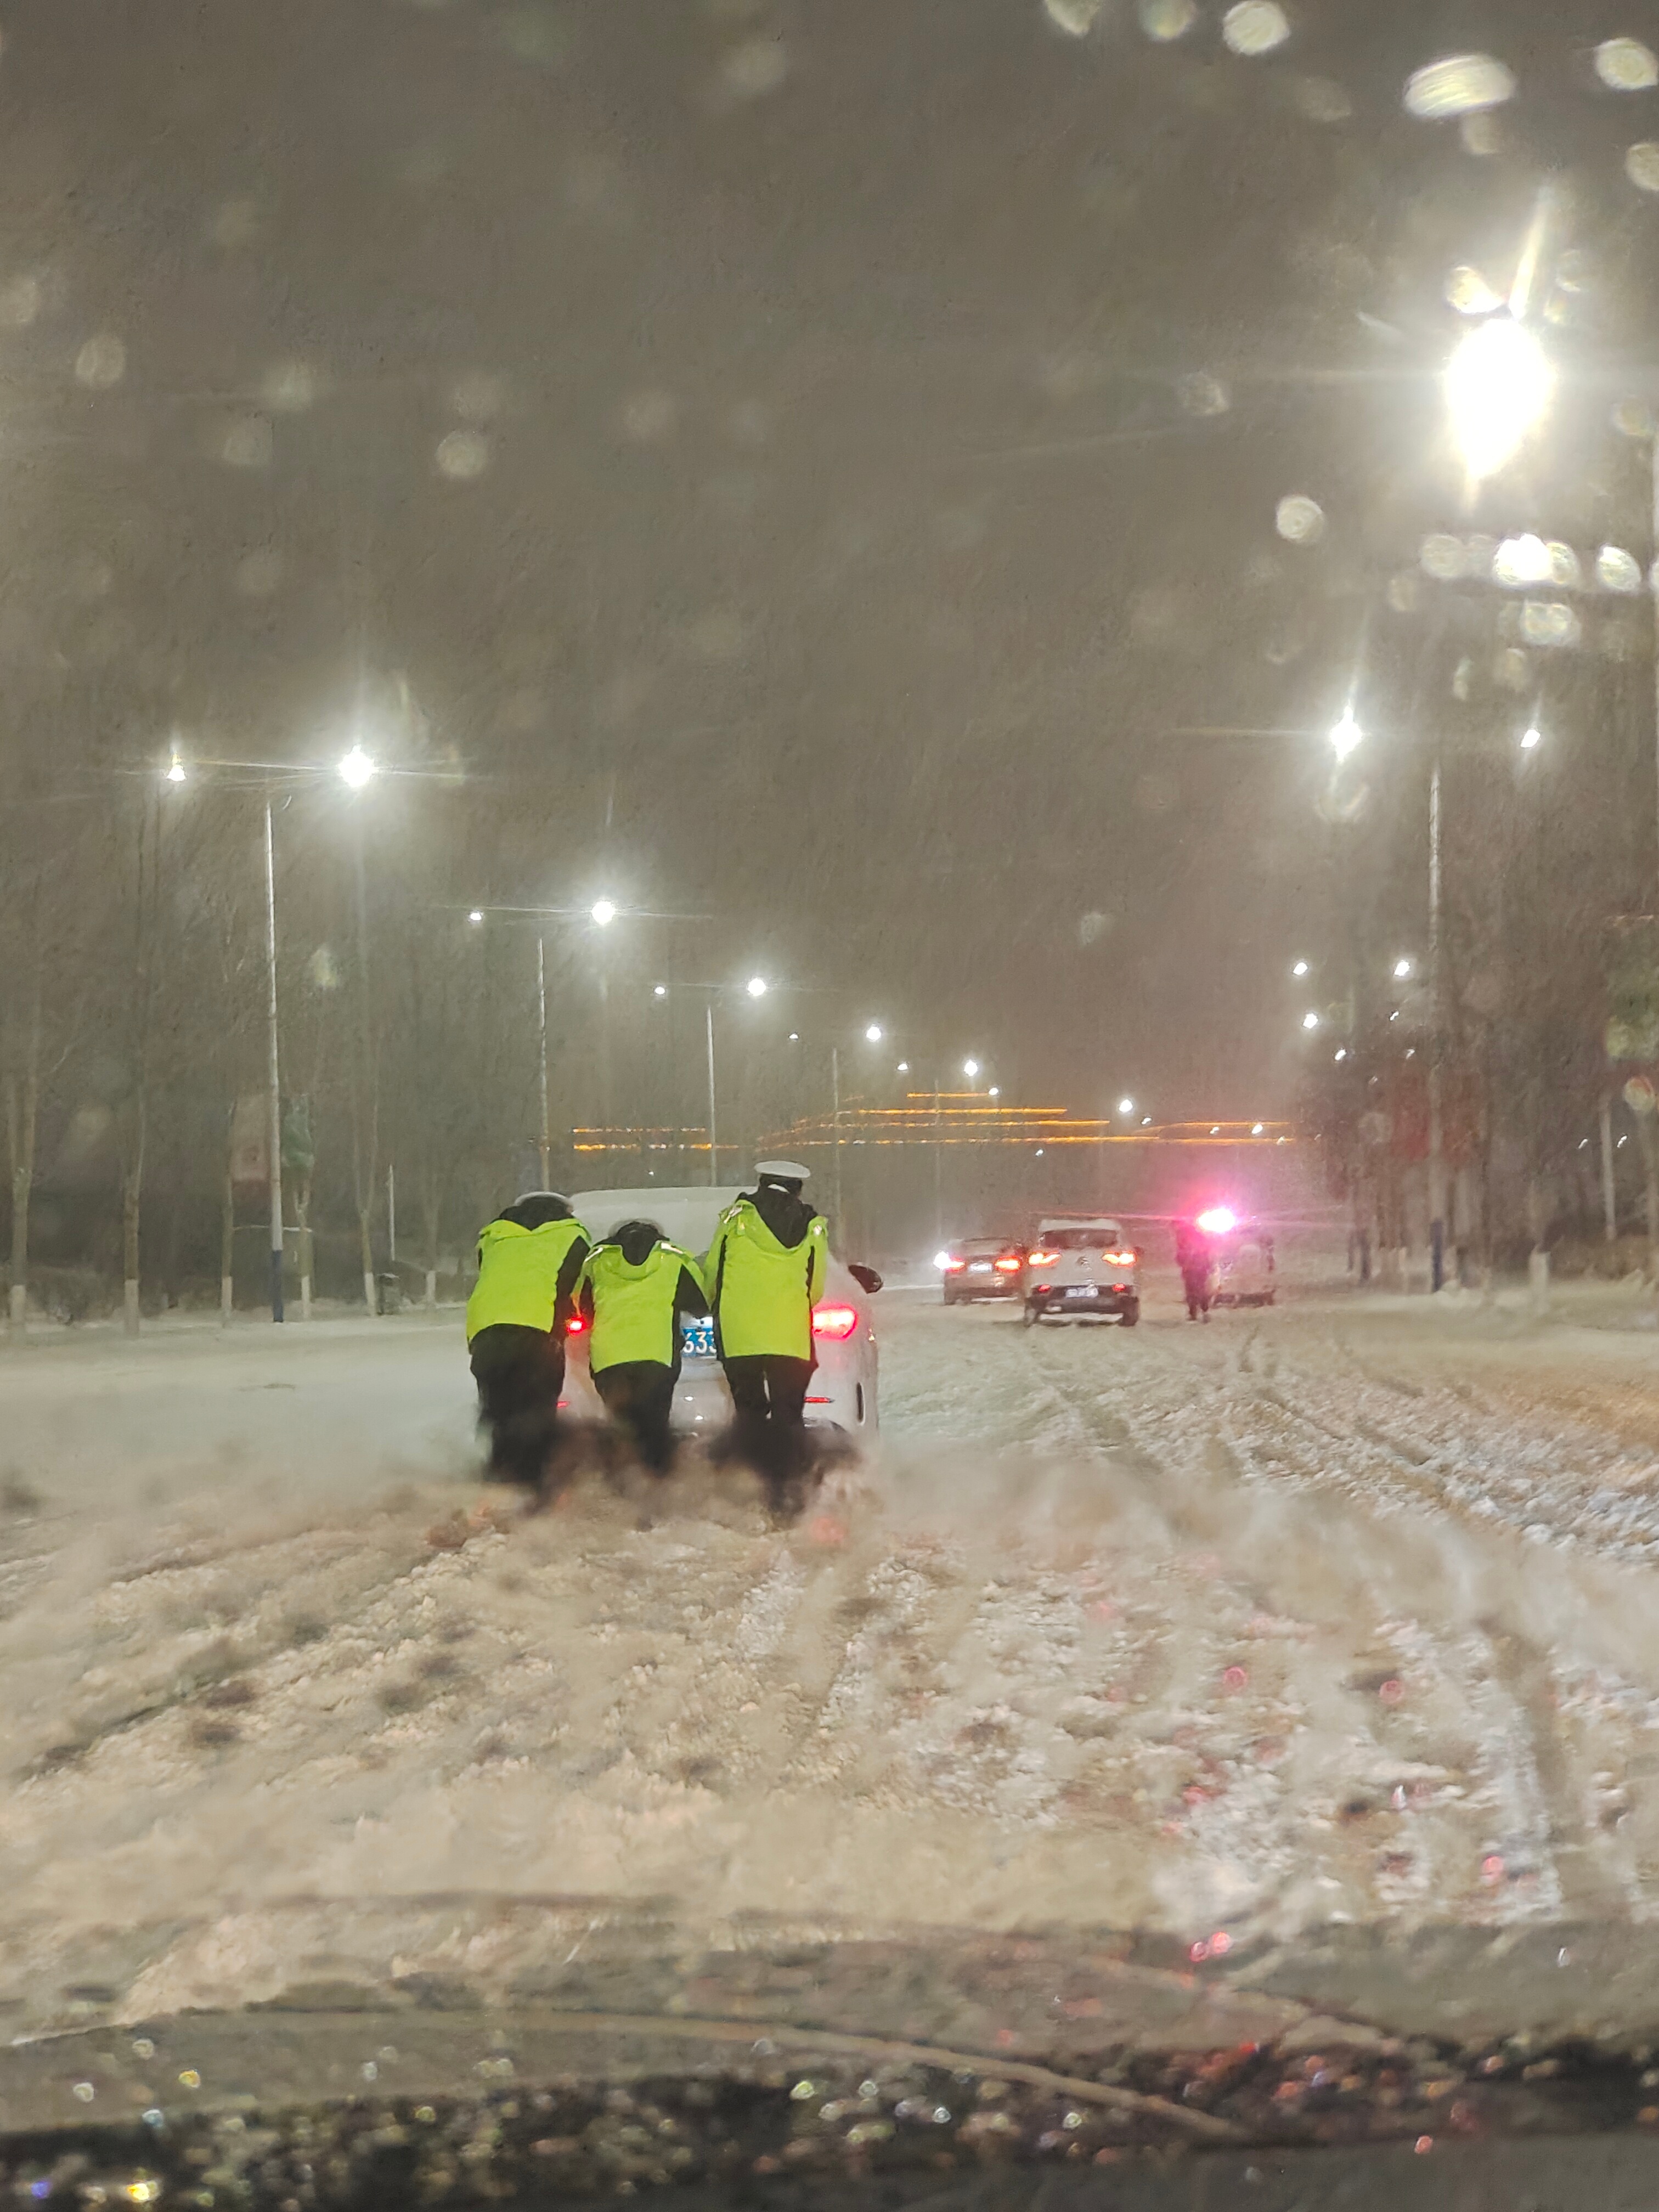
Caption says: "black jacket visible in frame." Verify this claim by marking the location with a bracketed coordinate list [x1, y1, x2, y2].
[744, 1182, 819, 1250]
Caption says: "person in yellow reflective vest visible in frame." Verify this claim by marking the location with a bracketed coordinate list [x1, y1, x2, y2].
[465, 1192, 590, 1483]
[575, 1220, 708, 1471]
[703, 1160, 828, 1504]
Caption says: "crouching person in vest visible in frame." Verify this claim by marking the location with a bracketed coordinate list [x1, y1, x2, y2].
[465, 1193, 590, 1485]
[703, 1160, 828, 1510]
[577, 1221, 707, 1472]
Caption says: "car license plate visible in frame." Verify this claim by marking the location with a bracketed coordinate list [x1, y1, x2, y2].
[1063, 1286, 1099, 1300]
[681, 1317, 718, 1359]
[969, 1261, 992, 1273]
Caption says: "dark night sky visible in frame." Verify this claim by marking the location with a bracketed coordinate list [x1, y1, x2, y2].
[3, 0, 1658, 1125]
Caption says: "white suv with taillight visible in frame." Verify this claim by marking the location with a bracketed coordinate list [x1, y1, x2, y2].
[1023, 1217, 1141, 1327]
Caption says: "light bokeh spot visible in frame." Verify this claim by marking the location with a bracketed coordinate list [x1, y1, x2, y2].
[1404, 53, 1515, 119]
[1598, 545, 1643, 594]
[75, 334, 126, 388]
[1222, 2, 1290, 58]
[1176, 370, 1231, 417]
[436, 428, 490, 479]
[1275, 493, 1324, 544]
[1595, 38, 1658, 91]
[1137, 0, 1196, 39]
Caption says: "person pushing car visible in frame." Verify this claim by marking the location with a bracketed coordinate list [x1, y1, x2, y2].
[465, 1191, 590, 1483]
[703, 1160, 828, 1506]
[576, 1219, 708, 1471]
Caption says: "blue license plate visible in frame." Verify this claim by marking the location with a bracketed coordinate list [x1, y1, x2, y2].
[681, 1317, 717, 1360]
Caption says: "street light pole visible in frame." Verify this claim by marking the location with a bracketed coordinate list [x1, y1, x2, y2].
[1651, 432, 1659, 891]
[706, 1000, 719, 1187]
[536, 934, 551, 1187]
[831, 1044, 843, 1231]
[262, 797, 285, 1324]
[1428, 753, 1446, 1292]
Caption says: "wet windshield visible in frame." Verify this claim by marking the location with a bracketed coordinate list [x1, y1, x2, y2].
[8, 0, 1659, 2192]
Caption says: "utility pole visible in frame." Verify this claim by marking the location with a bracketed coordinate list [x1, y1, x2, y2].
[263, 798, 285, 1323]
[1601, 1092, 1618, 1244]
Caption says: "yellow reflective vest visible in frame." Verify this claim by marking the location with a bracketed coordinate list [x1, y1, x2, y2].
[465, 1215, 589, 1344]
[703, 1198, 828, 1361]
[578, 1239, 706, 1374]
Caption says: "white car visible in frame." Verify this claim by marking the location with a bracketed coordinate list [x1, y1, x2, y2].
[1023, 1215, 1142, 1327]
[560, 1185, 881, 1441]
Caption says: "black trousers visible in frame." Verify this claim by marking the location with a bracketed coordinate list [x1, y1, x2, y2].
[1182, 1265, 1212, 1321]
[469, 1323, 565, 1483]
[719, 1354, 814, 1500]
[594, 1359, 678, 1471]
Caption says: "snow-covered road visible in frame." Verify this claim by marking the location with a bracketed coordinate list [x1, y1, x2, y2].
[8, 1280, 1659, 2031]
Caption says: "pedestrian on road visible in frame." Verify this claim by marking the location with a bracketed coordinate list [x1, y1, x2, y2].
[703, 1160, 828, 1511]
[465, 1192, 590, 1484]
[577, 1219, 708, 1471]
[1173, 1218, 1214, 1323]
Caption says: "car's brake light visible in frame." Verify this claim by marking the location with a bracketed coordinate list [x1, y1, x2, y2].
[995, 1256, 1021, 1273]
[812, 1302, 860, 1340]
[1104, 1249, 1137, 1267]
[1026, 1250, 1058, 1268]
[944, 1258, 966, 1273]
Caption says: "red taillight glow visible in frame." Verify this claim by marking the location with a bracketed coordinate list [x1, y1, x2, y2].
[812, 1302, 860, 1340]
[565, 1314, 587, 1334]
[1104, 1249, 1138, 1267]
[1026, 1250, 1058, 1268]
[944, 1258, 967, 1273]
[995, 1256, 1022, 1273]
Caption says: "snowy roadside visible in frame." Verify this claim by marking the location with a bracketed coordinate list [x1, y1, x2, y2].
[6, 1282, 1659, 2036]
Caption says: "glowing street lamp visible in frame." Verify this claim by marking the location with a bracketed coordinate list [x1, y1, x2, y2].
[166, 752, 187, 785]
[338, 743, 376, 790]
[1393, 956, 1413, 979]
[1445, 313, 1553, 487]
[1291, 958, 1310, 978]
[1301, 1009, 1321, 1031]
[1118, 1096, 1135, 1117]
[1329, 707, 1363, 763]
[746, 974, 769, 999]
[591, 898, 618, 927]
[1521, 723, 1542, 751]
[864, 1022, 884, 1043]
[467, 909, 484, 924]
[962, 1057, 981, 1080]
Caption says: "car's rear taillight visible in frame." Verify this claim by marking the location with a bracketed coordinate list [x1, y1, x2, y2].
[1104, 1249, 1138, 1267]
[1026, 1250, 1058, 1268]
[944, 1258, 966, 1273]
[995, 1256, 1021, 1273]
[812, 1302, 860, 1340]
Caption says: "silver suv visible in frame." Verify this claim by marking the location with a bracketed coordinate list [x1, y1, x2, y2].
[1023, 1216, 1141, 1327]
